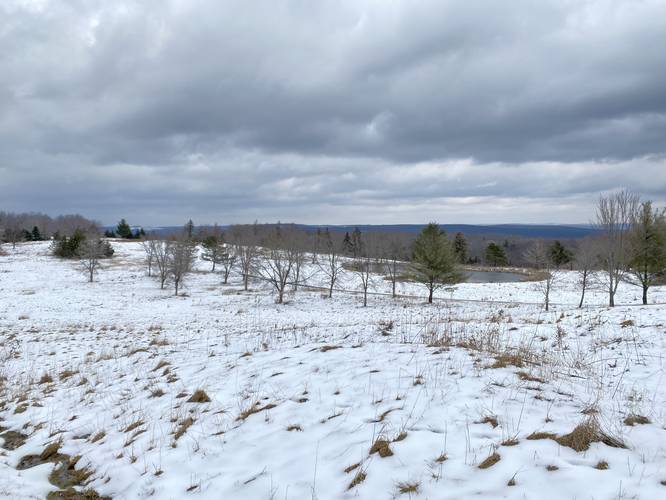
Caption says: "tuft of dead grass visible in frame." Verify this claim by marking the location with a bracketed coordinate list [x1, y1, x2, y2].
[624, 414, 650, 426]
[526, 431, 557, 441]
[348, 469, 367, 490]
[237, 402, 277, 421]
[478, 451, 501, 469]
[477, 415, 499, 428]
[174, 417, 194, 442]
[517, 371, 545, 383]
[369, 438, 394, 458]
[187, 390, 211, 403]
[397, 481, 420, 495]
[319, 345, 341, 352]
[555, 419, 625, 452]
[123, 420, 144, 433]
[594, 460, 609, 470]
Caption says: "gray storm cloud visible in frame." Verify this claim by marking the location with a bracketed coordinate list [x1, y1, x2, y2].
[1, 0, 665, 224]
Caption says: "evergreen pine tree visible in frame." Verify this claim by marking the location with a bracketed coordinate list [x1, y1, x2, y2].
[31, 226, 42, 241]
[548, 240, 574, 268]
[453, 232, 468, 264]
[351, 227, 363, 258]
[410, 223, 462, 303]
[116, 219, 132, 239]
[342, 232, 353, 255]
[185, 219, 195, 240]
[485, 242, 508, 267]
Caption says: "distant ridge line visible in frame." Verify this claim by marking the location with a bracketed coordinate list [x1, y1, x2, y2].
[137, 223, 598, 240]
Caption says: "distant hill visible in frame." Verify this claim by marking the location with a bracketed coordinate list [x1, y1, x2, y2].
[137, 223, 598, 240]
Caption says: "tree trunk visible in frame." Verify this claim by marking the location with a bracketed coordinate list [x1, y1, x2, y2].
[212, 261, 216, 272]
[578, 274, 587, 309]
[89, 266, 94, 283]
[428, 287, 433, 304]
[329, 280, 334, 298]
[278, 288, 284, 304]
[244, 273, 249, 291]
[363, 287, 367, 307]
[175, 279, 179, 296]
[609, 290, 615, 307]
[642, 285, 648, 305]
[392, 279, 396, 298]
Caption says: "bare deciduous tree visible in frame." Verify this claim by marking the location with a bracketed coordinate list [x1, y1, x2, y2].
[574, 237, 599, 308]
[318, 230, 344, 298]
[525, 241, 557, 311]
[79, 235, 111, 283]
[235, 243, 258, 291]
[3, 223, 23, 250]
[256, 228, 298, 304]
[381, 237, 406, 298]
[169, 239, 196, 296]
[153, 239, 173, 289]
[140, 237, 157, 277]
[219, 248, 237, 284]
[292, 246, 308, 291]
[594, 190, 640, 307]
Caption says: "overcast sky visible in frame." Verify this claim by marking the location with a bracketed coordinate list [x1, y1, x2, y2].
[1, 0, 665, 226]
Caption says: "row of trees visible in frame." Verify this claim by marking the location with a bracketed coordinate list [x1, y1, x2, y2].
[519, 191, 666, 309]
[104, 219, 146, 239]
[0, 212, 97, 249]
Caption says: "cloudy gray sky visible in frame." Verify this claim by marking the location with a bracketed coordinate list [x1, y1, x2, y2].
[1, 0, 665, 226]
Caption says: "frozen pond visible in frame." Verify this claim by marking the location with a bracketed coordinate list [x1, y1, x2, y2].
[464, 270, 529, 283]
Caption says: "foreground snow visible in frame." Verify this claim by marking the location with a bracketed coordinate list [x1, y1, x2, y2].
[1, 241, 665, 499]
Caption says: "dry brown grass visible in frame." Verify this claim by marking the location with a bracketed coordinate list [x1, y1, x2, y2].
[526, 431, 558, 441]
[434, 453, 448, 463]
[477, 415, 499, 428]
[90, 432, 105, 444]
[517, 371, 545, 383]
[39, 373, 54, 384]
[546, 464, 559, 471]
[594, 460, 609, 470]
[348, 469, 367, 490]
[369, 438, 394, 458]
[286, 424, 302, 432]
[624, 414, 650, 426]
[397, 481, 420, 495]
[555, 419, 625, 452]
[237, 402, 277, 421]
[187, 390, 211, 403]
[123, 420, 144, 433]
[319, 345, 341, 352]
[501, 437, 520, 446]
[344, 462, 361, 474]
[490, 352, 525, 369]
[174, 417, 194, 441]
[478, 451, 501, 469]
[152, 360, 169, 372]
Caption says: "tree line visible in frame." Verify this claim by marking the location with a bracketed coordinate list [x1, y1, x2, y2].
[5, 194, 665, 308]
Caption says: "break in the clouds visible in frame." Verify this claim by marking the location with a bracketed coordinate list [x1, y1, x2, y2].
[1, 0, 665, 225]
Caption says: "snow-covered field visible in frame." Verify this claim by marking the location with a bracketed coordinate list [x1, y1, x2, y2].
[1, 241, 666, 499]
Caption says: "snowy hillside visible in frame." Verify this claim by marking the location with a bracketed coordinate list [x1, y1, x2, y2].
[1, 241, 666, 499]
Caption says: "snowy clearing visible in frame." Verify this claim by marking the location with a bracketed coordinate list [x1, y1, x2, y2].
[1, 241, 666, 499]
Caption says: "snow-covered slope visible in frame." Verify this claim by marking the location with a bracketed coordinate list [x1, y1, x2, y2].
[1, 241, 665, 499]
